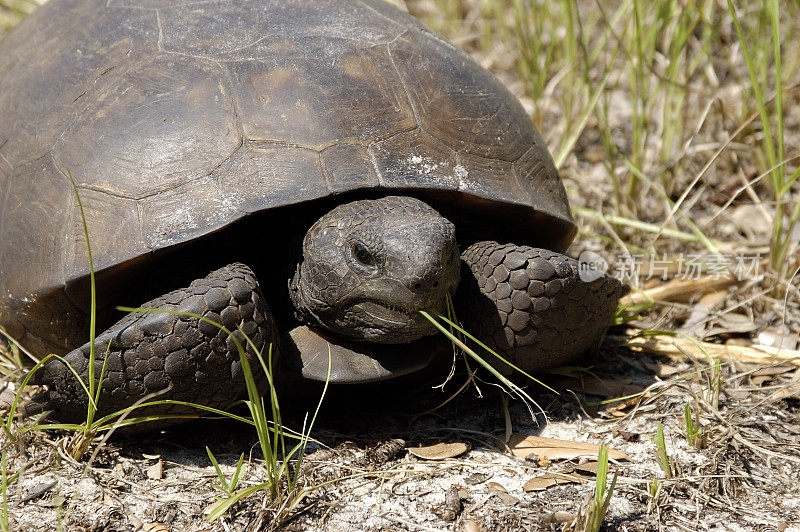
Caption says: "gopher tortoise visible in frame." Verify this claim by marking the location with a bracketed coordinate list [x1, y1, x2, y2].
[0, 0, 623, 424]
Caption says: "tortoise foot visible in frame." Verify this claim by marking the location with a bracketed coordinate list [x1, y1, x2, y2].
[24, 263, 278, 425]
[457, 242, 624, 374]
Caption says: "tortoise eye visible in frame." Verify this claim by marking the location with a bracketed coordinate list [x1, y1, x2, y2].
[352, 242, 376, 267]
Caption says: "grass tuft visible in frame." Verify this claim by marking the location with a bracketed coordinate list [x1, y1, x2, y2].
[683, 402, 704, 449]
[414, 0, 800, 291]
[207, 447, 246, 498]
[725, 0, 800, 285]
[0, 451, 15, 532]
[654, 421, 672, 478]
[566, 442, 618, 532]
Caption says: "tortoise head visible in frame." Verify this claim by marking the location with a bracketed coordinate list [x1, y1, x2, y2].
[290, 196, 460, 343]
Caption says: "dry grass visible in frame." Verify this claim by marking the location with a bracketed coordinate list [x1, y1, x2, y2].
[0, 0, 38, 30]
[401, 1, 800, 528]
[409, 0, 800, 293]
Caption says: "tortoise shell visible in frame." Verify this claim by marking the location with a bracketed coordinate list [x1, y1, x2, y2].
[0, 0, 574, 353]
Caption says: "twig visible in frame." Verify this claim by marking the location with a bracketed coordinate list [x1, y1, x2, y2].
[621, 275, 737, 306]
[609, 331, 800, 367]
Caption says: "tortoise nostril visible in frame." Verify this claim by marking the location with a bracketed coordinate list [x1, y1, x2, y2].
[412, 278, 444, 294]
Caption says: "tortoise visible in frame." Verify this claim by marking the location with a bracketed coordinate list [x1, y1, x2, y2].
[0, 0, 623, 424]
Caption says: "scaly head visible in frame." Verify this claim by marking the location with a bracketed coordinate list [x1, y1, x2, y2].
[290, 196, 460, 343]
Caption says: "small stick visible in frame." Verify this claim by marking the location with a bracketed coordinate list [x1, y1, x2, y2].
[609, 331, 800, 367]
[621, 276, 737, 306]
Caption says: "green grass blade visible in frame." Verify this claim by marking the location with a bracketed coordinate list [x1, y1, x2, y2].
[553, 44, 617, 169]
[725, 0, 776, 170]
[655, 421, 672, 477]
[230, 453, 245, 493]
[425, 311, 559, 394]
[65, 169, 100, 435]
[419, 311, 543, 414]
[770, 0, 783, 167]
[206, 447, 229, 492]
[92, 399, 252, 427]
[205, 482, 272, 521]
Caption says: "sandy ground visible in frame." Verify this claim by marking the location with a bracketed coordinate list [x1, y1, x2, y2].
[6, 346, 800, 531]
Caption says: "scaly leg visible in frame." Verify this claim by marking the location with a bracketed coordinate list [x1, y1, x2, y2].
[458, 242, 624, 374]
[25, 263, 278, 424]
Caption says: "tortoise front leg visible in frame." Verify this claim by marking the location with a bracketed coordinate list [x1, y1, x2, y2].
[457, 242, 624, 374]
[25, 263, 278, 425]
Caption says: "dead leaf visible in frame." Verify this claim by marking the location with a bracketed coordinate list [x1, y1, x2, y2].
[680, 301, 711, 337]
[714, 312, 757, 333]
[767, 375, 800, 402]
[464, 472, 491, 486]
[698, 290, 727, 307]
[143, 523, 168, 532]
[21, 481, 55, 503]
[572, 462, 600, 476]
[758, 329, 800, 350]
[486, 482, 519, 505]
[506, 434, 629, 464]
[612, 429, 640, 442]
[753, 366, 795, 377]
[523, 472, 582, 492]
[486, 481, 507, 492]
[146, 460, 163, 480]
[408, 442, 468, 460]
[751, 375, 773, 386]
[705, 312, 758, 339]
[754, 367, 796, 387]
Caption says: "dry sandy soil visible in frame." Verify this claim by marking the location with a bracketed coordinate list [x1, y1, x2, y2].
[5, 340, 800, 531]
